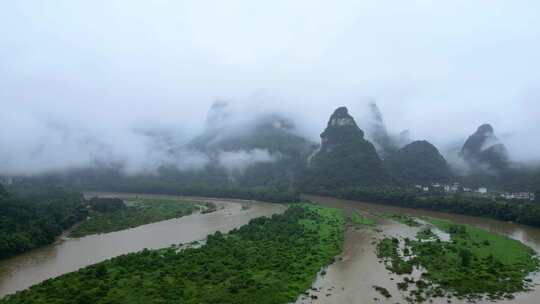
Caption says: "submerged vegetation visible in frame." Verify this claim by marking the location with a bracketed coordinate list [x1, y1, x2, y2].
[386, 213, 421, 227]
[1, 204, 345, 304]
[70, 198, 205, 238]
[376, 217, 539, 302]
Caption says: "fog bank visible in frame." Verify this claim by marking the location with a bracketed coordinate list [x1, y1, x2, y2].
[1, 1, 539, 175]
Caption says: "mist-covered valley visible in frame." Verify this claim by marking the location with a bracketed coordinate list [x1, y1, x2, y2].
[2, 2, 540, 304]
[2, 99, 539, 194]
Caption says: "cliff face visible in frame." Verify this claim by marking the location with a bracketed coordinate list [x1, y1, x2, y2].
[460, 124, 509, 171]
[386, 140, 452, 184]
[303, 107, 391, 189]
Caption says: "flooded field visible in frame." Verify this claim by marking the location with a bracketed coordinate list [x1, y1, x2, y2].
[298, 195, 540, 304]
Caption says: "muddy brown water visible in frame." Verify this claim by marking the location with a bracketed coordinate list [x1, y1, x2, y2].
[298, 195, 540, 304]
[0, 192, 286, 298]
[3, 193, 540, 303]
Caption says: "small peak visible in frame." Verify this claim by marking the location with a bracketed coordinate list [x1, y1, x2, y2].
[327, 106, 357, 128]
[332, 106, 350, 118]
[476, 124, 494, 135]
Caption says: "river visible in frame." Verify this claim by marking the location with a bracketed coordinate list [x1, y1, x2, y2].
[297, 195, 540, 304]
[0, 192, 286, 298]
[3, 193, 540, 303]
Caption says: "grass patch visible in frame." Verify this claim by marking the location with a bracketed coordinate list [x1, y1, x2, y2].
[70, 198, 207, 237]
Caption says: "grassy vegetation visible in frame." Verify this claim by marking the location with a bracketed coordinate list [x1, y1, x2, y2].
[376, 218, 539, 302]
[387, 214, 421, 227]
[1, 204, 345, 304]
[348, 211, 376, 226]
[70, 198, 207, 237]
[416, 228, 438, 240]
[0, 186, 86, 260]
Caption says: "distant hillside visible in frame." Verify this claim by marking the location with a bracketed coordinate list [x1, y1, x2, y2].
[364, 102, 409, 159]
[460, 124, 509, 172]
[188, 102, 317, 187]
[386, 140, 453, 184]
[302, 107, 392, 190]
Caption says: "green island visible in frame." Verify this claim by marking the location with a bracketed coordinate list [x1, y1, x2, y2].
[386, 213, 421, 227]
[0, 185, 86, 260]
[70, 197, 213, 238]
[1, 204, 345, 304]
[377, 217, 539, 302]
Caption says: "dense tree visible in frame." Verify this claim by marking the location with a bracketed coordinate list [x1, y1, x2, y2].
[0, 186, 86, 260]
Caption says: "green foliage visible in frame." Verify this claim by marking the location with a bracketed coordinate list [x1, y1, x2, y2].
[0, 186, 86, 260]
[376, 238, 413, 275]
[378, 218, 539, 301]
[86, 197, 125, 213]
[1, 204, 345, 304]
[348, 211, 375, 226]
[416, 228, 437, 240]
[302, 107, 391, 190]
[70, 198, 200, 238]
[385, 140, 452, 184]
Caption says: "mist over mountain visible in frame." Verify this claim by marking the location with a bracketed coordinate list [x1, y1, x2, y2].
[459, 124, 509, 173]
[2, 100, 540, 193]
[364, 102, 399, 159]
[187, 101, 317, 186]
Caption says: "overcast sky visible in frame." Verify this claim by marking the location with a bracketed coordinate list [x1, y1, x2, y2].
[1, 1, 539, 174]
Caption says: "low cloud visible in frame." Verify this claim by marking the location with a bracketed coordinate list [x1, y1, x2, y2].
[216, 149, 280, 173]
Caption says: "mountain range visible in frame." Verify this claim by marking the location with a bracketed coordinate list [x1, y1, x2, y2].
[3, 103, 538, 193]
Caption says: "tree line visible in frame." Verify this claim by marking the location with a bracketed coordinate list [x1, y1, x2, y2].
[312, 186, 540, 228]
[0, 184, 87, 260]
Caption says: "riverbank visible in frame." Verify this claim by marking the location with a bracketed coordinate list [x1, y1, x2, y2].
[0, 204, 344, 304]
[0, 194, 286, 298]
[70, 197, 212, 237]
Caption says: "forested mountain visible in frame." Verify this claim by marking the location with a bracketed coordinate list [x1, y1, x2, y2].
[188, 105, 317, 187]
[302, 107, 392, 190]
[386, 140, 452, 184]
[4, 106, 538, 194]
[460, 124, 509, 172]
